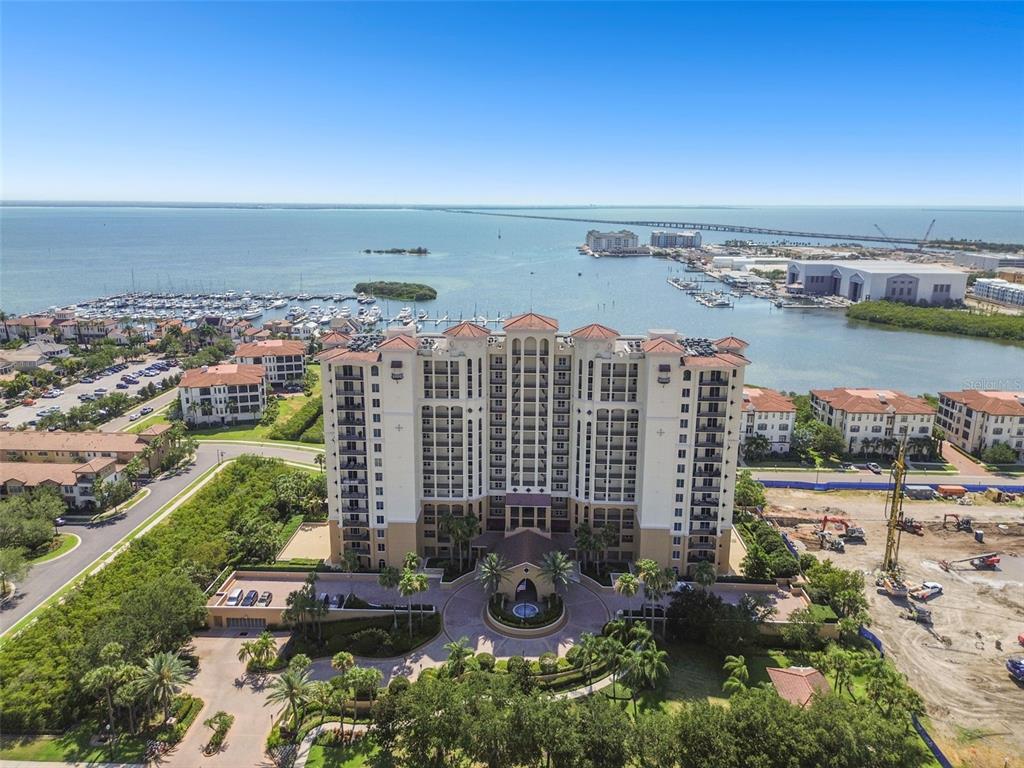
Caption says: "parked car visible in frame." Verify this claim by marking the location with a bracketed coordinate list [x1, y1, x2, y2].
[54, 516, 66, 526]
[140, 406, 153, 415]
[866, 462, 882, 474]
[94, 388, 108, 395]
[81, 377, 95, 384]
[226, 588, 243, 606]
[116, 382, 129, 389]
[242, 590, 259, 607]
[129, 413, 141, 421]
[258, 591, 272, 606]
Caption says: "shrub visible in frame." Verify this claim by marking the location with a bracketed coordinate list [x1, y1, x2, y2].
[476, 652, 496, 672]
[268, 398, 323, 441]
[203, 711, 234, 755]
[350, 628, 392, 655]
[539, 652, 559, 674]
[388, 675, 411, 693]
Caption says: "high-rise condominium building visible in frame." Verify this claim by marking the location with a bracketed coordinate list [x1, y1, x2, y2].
[319, 313, 749, 576]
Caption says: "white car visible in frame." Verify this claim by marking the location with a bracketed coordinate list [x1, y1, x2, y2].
[129, 413, 142, 421]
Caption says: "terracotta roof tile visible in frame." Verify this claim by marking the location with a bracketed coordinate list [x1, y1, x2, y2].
[938, 390, 1024, 416]
[317, 348, 380, 363]
[767, 667, 830, 707]
[443, 321, 491, 339]
[714, 335, 749, 351]
[641, 337, 685, 354]
[235, 339, 306, 357]
[811, 388, 935, 415]
[503, 312, 559, 331]
[377, 334, 419, 351]
[179, 364, 266, 388]
[1, 430, 152, 454]
[571, 323, 620, 340]
[743, 387, 796, 413]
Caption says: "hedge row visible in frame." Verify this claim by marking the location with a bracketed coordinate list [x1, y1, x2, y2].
[268, 398, 322, 441]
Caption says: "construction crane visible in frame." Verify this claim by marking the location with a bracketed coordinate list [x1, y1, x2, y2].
[873, 224, 893, 243]
[882, 441, 908, 572]
[939, 553, 1001, 572]
[918, 218, 937, 250]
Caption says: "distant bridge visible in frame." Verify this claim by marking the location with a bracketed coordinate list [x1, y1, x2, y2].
[443, 209, 927, 246]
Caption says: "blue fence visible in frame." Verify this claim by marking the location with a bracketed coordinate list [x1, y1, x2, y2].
[761, 479, 1024, 493]
[858, 626, 959, 767]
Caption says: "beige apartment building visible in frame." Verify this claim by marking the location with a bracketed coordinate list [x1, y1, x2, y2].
[1, 427, 169, 473]
[178, 364, 268, 426]
[936, 390, 1024, 461]
[234, 339, 307, 385]
[810, 388, 935, 455]
[319, 312, 749, 577]
[741, 387, 796, 454]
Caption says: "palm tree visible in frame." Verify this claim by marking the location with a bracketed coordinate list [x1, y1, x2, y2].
[265, 666, 311, 732]
[306, 680, 338, 728]
[340, 549, 361, 602]
[377, 566, 402, 628]
[442, 636, 474, 677]
[330, 651, 355, 737]
[636, 559, 660, 628]
[721, 654, 749, 696]
[539, 550, 574, 606]
[693, 560, 717, 591]
[573, 632, 602, 689]
[80, 642, 125, 739]
[613, 572, 640, 622]
[399, 569, 429, 636]
[455, 515, 481, 572]
[135, 651, 190, 724]
[403, 551, 422, 572]
[575, 522, 595, 571]
[346, 666, 383, 735]
[314, 453, 325, 473]
[476, 552, 509, 601]
[621, 645, 670, 718]
[238, 631, 277, 671]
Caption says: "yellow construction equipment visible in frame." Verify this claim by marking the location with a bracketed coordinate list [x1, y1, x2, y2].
[882, 441, 908, 573]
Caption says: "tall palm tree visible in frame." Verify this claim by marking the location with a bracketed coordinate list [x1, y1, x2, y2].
[613, 572, 640, 622]
[442, 636, 474, 677]
[135, 651, 190, 724]
[573, 632, 602, 688]
[314, 453, 325, 473]
[377, 566, 402, 628]
[628, 646, 669, 718]
[476, 552, 509, 601]
[265, 666, 311, 731]
[721, 654, 749, 696]
[81, 642, 125, 738]
[340, 549, 361, 601]
[330, 651, 355, 737]
[539, 550, 574, 605]
[693, 560, 717, 591]
[399, 569, 429, 636]
[575, 522, 595, 570]
[636, 559, 660, 629]
[403, 551, 422, 572]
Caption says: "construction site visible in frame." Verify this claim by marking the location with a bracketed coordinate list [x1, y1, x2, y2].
[763, 478, 1024, 768]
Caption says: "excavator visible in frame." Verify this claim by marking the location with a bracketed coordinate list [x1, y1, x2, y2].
[897, 517, 924, 536]
[939, 553, 1001, 572]
[820, 515, 866, 542]
[942, 513, 973, 532]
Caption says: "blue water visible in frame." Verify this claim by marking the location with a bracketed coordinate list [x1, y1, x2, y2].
[2, 205, 1021, 392]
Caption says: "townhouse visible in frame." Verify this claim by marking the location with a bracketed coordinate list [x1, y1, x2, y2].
[178, 363, 268, 426]
[810, 388, 935, 455]
[936, 390, 1024, 461]
[741, 387, 796, 454]
[233, 339, 307, 385]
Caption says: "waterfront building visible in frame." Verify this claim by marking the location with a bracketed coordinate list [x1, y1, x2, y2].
[952, 252, 1024, 271]
[651, 230, 703, 248]
[741, 387, 796, 454]
[971, 277, 1024, 307]
[178, 364, 267, 426]
[319, 313, 749, 576]
[585, 229, 640, 252]
[0, 345, 51, 372]
[998, 268, 1024, 284]
[936, 390, 1024, 461]
[0, 427, 169, 475]
[786, 260, 967, 305]
[809, 388, 935, 455]
[0, 316, 56, 343]
[0, 458, 123, 509]
[320, 331, 351, 351]
[234, 339, 307, 385]
[711, 255, 790, 272]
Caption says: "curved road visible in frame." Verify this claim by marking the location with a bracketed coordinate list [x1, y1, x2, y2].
[0, 442, 321, 635]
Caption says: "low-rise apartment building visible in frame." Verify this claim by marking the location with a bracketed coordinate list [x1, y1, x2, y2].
[787, 260, 967, 305]
[971, 278, 1024, 307]
[1, 428, 169, 474]
[810, 388, 935, 455]
[585, 229, 643, 254]
[178, 364, 267, 426]
[234, 339, 307, 385]
[741, 387, 796, 454]
[936, 390, 1024, 461]
[320, 312, 750, 577]
[650, 231, 702, 248]
[0, 457, 122, 509]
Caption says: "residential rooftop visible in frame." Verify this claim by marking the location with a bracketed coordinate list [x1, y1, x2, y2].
[1, 430, 158, 455]
[234, 339, 306, 357]
[179, 363, 266, 388]
[811, 387, 935, 415]
[938, 389, 1024, 416]
[743, 387, 796, 413]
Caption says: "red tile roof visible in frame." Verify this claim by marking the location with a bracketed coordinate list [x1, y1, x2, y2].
[743, 387, 796, 413]
[235, 339, 306, 357]
[317, 348, 381, 363]
[811, 388, 935, 415]
[443, 321, 490, 339]
[377, 334, 419, 351]
[714, 335, 749, 351]
[503, 312, 558, 331]
[641, 337, 685, 354]
[179, 364, 266, 388]
[766, 667, 830, 707]
[938, 390, 1024, 416]
[571, 323, 620, 340]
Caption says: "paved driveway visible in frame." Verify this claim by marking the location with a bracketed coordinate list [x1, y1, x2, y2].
[1, 442, 321, 634]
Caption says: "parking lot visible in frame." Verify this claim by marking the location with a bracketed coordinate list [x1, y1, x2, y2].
[0, 355, 180, 428]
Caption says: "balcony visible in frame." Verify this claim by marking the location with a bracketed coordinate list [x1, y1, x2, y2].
[343, 516, 368, 526]
[688, 539, 716, 551]
[345, 531, 370, 542]
[696, 424, 725, 433]
[338, 448, 366, 455]
[338, 417, 365, 426]
[340, 490, 368, 500]
[695, 438, 724, 448]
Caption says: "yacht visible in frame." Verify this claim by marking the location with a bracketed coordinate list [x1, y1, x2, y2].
[396, 307, 413, 322]
[296, 293, 312, 301]
[417, 310, 428, 320]
[339, 306, 351, 319]
[269, 298, 287, 309]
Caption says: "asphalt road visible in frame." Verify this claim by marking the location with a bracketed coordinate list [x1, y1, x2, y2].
[749, 469, 1019, 486]
[100, 387, 178, 432]
[1, 355, 181, 429]
[0, 442, 321, 635]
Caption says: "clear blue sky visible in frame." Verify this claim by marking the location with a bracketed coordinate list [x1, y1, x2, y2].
[2, 2, 1022, 205]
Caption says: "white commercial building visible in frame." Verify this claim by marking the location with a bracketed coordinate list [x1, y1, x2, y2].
[810, 388, 935, 456]
[585, 229, 640, 252]
[786, 260, 967, 305]
[319, 313, 750, 576]
[741, 387, 796, 454]
[178, 364, 268, 427]
[971, 278, 1024, 307]
[651, 231, 702, 249]
[936, 390, 1024, 462]
[952, 252, 1024, 271]
[234, 339, 307, 385]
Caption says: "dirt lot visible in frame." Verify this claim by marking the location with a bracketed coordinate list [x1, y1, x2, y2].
[766, 488, 1024, 768]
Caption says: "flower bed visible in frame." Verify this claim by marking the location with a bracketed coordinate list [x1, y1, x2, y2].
[487, 594, 564, 629]
[202, 711, 234, 756]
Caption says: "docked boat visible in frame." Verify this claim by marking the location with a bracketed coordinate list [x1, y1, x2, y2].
[417, 310, 428, 320]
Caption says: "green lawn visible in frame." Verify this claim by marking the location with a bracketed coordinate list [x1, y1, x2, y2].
[0, 725, 147, 763]
[28, 532, 80, 564]
[126, 409, 170, 433]
[306, 738, 378, 768]
[603, 642, 730, 712]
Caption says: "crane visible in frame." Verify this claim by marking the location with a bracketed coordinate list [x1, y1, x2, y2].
[873, 224, 893, 243]
[882, 441, 908, 572]
[919, 218, 937, 250]
[939, 553, 1000, 571]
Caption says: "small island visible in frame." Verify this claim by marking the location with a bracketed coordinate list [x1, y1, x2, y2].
[355, 281, 437, 301]
[362, 247, 430, 255]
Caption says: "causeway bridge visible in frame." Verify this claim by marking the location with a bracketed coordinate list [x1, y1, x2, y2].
[443, 209, 927, 246]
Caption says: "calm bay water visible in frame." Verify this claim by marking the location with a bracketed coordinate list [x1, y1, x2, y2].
[1, 205, 1021, 392]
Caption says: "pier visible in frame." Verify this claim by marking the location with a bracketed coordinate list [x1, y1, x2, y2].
[444, 209, 928, 246]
